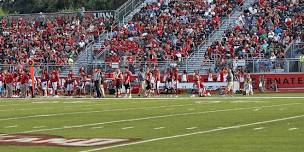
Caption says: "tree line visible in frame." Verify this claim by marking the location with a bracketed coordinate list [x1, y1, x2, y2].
[0, 0, 128, 14]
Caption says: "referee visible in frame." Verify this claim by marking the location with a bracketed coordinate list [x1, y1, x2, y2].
[93, 68, 102, 98]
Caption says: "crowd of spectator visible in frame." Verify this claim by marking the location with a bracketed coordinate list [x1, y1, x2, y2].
[104, 0, 243, 64]
[0, 12, 114, 65]
[205, 0, 303, 71]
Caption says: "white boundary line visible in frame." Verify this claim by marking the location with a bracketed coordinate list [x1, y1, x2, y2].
[17, 103, 301, 134]
[80, 114, 304, 152]
[186, 127, 197, 130]
[154, 127, 165, 130]
[1, 96, 304, 102]
[0, 104, 101, 112]
[122, 126, 134, 130]
[0, 103, 211, 121]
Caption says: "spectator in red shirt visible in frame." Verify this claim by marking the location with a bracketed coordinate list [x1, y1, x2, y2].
[20, 71, 29, 98]
[4, 70, 14, 98]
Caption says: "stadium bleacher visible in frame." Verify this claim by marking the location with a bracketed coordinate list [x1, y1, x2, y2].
[102, 0, 244, 64]
[0, 12, 114, 65]
[206, 0, 303, 63]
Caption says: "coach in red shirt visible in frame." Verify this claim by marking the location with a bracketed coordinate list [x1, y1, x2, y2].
[20, 71, 29, 98]
[4, 71, 14, 98]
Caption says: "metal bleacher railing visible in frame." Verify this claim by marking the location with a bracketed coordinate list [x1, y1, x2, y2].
[1, 58, 303, 77]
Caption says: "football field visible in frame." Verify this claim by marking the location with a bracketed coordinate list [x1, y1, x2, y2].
[0, 94, 304, 152]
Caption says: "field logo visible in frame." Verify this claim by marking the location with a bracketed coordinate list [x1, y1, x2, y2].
[0, 133, 138, 147]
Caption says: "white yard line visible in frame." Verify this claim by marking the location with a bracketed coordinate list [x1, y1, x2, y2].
[288, 128, 298, 131]
[253, 109, 260, 111]
[154, 127, 165, 130]
[0, 103, 209, 121]
[253, 127, 264, 130]
[32, 126, 46, 129]
[91, 126, 104, 129]
[4, 125, 18, 129]
[80, 114, 304, 152]
[17, 103, 301, 134]
[1, 96, 303, 111]
[186, 127, 197, 130]
[1, 96, 304, 102]
[122, 126, 134, 130]
[0, 104, 99, 112]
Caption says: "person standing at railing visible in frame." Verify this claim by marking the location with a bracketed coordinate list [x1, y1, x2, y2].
[50, 71, 59, 97]
[20, 71, 29, 98]
[4, 70, 14, 98]
[123, 68, 132, 98]
[0, 71, 3, 97]
[28, 74, 36, 98]
[225, 69, 234, 96]
[40, 70, 49, 97]
[115, 69, 123, 98]
[137, 68, 146, 97]
[154, 68, 161, 96]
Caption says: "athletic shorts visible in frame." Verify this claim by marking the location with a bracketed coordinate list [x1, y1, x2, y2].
[124, 83, 130, 90]
[52, 82, 58, 91]
[146, 80, 151, 90]
[116, 83, 122, 89]
[67, 84, 73, 91]
[156, 81, 160, 90]
[227, 82, 233, 91]
[41, 81, 47, 90]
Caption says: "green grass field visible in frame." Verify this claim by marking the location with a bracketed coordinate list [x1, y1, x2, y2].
[0, 94, 304, 152]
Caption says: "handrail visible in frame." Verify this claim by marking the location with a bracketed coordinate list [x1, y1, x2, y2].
[0, 58, 301, 67]
[186, 1, 245, 61]
[1, 10, 115, 18]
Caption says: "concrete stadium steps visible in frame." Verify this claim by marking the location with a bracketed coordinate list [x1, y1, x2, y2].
[59, 0, 145, 76]
[180, 0, 256, 74]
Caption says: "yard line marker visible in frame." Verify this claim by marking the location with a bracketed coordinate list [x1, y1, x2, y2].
[122, 127, 134, 130]
[0, 104, 98, 112]
[288, 128, 298, 131]
[91, 126, 104, 129]
[2, 96, 304, 102]
[154, 127, 165, 130]
[4, 125, 18, 128]
[0, 103, 210, 122]
[165, 108, 174, 111]
[18, 103, 301, 134]
[186, 127, 197, 130]
[32, 126, 46, 129]
[80, 114, 304, 152]
[253, 127, 264, 130]
[253, 109, 260, 111]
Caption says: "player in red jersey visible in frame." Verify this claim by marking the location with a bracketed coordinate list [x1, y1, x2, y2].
[50, 70, 59, 97]
[115, 69, 123, 98]
[145, 69, 153, 97]
[198, 79, 210, 97]
[174, 68, 179, 96]
[68, 70, 74, 80]
[154, 68, 161, 96]
[123, 68, 132, 98]
[40, 70, 49, 97]
[66, 71, 75, 96]
[192, 70, 201, 97]
[14, 70, 21, 97]
[0, 71, 4, 97]
[4, 70, 14, 98]
[20, 70, 29, 98]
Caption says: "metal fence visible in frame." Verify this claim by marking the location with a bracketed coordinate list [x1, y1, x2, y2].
[114, 0, 144, 25]
[1, 58, 303, 77]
